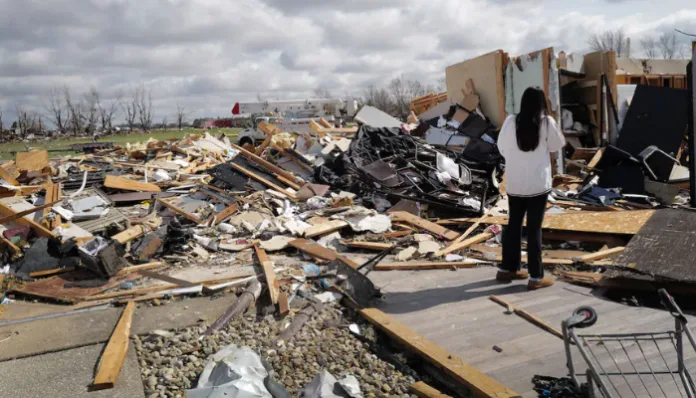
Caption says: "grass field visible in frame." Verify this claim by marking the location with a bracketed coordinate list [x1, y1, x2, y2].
[0, 128, 241, 160]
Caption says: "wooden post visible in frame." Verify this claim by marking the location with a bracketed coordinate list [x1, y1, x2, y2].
[91, 301, 136, 390]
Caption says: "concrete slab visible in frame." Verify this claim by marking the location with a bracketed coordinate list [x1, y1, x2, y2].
[0, 343, 144, 398]
[0, 293, 238, 362]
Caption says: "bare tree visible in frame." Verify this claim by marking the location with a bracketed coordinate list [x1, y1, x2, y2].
[313, 87, 333, 99]
[587, 29, 628, 57]
[84, 88, 99, 135]
[161, 116, 168, 130]
[641, 37, 659, 58]
[388, 75, 430, 119]
[658, 32, 680, 59]
[64, 88, 85, 136]
[97, 91, 121, 133]
[121, 92, 138, 131]
[46, 86, 68, 134]
[0, 107, 3, 137]
[175, 103, 190, 130]
[15, 105, 35, 138]
[363, 84, 393, 114]
[135, 86, 153, 131]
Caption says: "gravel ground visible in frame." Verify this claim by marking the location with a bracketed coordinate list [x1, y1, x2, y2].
[135, 303, 417, 397]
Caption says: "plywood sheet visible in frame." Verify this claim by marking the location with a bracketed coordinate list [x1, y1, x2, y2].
[439, 210, 654, 235]
[12, 270, 141, 303]
[445, 50, 506, 128]
[104, 175, 161, 192]
[506, 49, 548, 115]
[16, 150, 49, 172]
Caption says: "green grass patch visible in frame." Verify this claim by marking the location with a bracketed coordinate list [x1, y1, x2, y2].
[0, 128, 241, 160]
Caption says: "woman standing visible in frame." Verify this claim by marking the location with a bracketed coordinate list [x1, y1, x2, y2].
[496, 87, 565, 290]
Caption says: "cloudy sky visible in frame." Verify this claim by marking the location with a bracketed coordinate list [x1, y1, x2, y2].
[1, 0, 694, 124]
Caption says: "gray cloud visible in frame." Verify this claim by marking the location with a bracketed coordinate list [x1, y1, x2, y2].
[0, 0, 691, 124]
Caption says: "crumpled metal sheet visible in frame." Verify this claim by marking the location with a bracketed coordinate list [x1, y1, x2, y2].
[187, 345, 271, 398]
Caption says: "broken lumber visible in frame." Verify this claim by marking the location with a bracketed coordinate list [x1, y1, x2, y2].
[213, 203, 239, 226]
[382, 230, 413, 239]
[274, 304, 318, 346]
[489, 296, 563, 340]
[438, 210, 654, 235]
[29, 267, 76, 278]
[410, 382, 453, 398]
[227, 162, 297, 200]
[115, 262, 166, 276]
[0, 201, 56, 238]
[199, 279, 262, 340]
[435, 232, 494, 257]
[0, 166, 19, 186]
[289, 238, 359, 269]
[558, 270, 603, 287]
[304, 220, 349, 238]
[278, 292, 289, 317]
[390, 211, 459, 240]
[318, 118, 333, 128]
[112, 225, 146, 245]
[104, 175, 161, 192]
[254, 245, 279, 305]
[232, 144, 304, 188]
[157, 198, 204, 224]
[360, 308, 520, 398]
[91, 301, 136, 390]
[574, 246, 625, 263]
[16, 150, 49, 172]
[137, 270, 197, 288]
[376, 260, 480, 271]
[342, 241, 394, 250]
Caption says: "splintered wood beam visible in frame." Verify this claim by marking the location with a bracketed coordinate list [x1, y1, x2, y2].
[318, 118, 334, 128]
[213, 203, 239, 226]
[342, 241, 394, 250]
[278, 292, 289, 317]
[303, 220, 349, 238]
[91, 301, 136, 390]
[138, 270, 197, 288]
[0, 199, 60, 226]
[410, 382, 454, 398]
[112, 225, 146, 245]
[29, 267, 76, 278]
[574, 246, 625, 263]
[288, 238, 359, 269]
[116, 262, 166, 276]
[390, 211, 459, 240]
[0, 166, 19, 186]
[435, 232, 494, 257]
[254, 245, 279, 304]
[0, 202, 56, 238]
[489, 296, 563, 340]
[360, 308, 521, 398]
[227, 162, 297, 201]
[375, 260, 480, 271]
[157, 198, 204, 224]
[104, 175, 161, 192]
[231, 144, 304, 186]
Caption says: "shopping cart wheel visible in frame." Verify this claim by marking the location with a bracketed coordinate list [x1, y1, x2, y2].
[571, 306, 597, 328]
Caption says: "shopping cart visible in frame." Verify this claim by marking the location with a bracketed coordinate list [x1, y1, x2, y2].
[562, 289, 696, 398]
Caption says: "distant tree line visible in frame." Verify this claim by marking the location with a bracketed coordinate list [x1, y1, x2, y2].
[361, 75, 439, 119]
[587, 28, 691, 59]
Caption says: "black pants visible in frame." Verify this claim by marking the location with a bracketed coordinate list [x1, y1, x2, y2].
[502, 193, 548, 279]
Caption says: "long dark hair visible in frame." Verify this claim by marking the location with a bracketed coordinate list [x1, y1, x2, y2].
[515, 87, 548, 152]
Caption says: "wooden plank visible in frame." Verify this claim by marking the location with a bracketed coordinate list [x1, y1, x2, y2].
[29, 267, 76, 278]
[277, 175, 301, 191]
[91, 301, 136, 390]
[575, 246, 625, 263]
[376, 261, 480, 271]
[0, 234, 21, 257]
[360, 308, 521, 398]
[489, 296, 563, 340]
[382, 230, 413, 239]
[213, 204, 239, 226]
[254, 245, 279, 304]
[0, 201, 56, 238]
[112, 225, 146, 245]
[157, 198, 204, 224]
[438, 210, 654, 235]
[390, 211, 459, 240]
[304, 220, 349, 238]
[587, 147, 605, 169]
[558, 270, 603, 287]
[435, 232, 494, 257]
[16, 150, 49, 172]
[115, 262, 165, 276]
[231, 144, 303, 186]
[343, 241, 394, 250]
[104, 175, 161, 192]
[410, 382, 454, 398]
[138, 270, 197, 288]
[278, 292, 289, 317]
[0, 199, 59, 226]
[318, 118, 333, 128]
[227, 162, 297, 201]
[289, 238, 337, 261]
[0, 165, 19, 186]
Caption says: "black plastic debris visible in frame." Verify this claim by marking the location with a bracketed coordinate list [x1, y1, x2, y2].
[532, 375, 585, 398]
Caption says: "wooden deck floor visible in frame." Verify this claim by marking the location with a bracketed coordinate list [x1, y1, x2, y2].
[368, 267, 696, 397]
